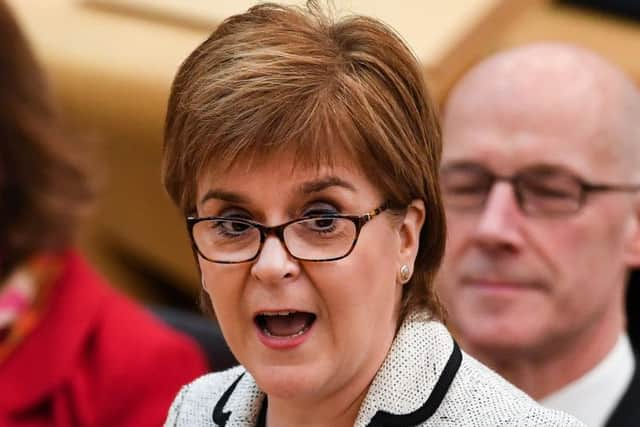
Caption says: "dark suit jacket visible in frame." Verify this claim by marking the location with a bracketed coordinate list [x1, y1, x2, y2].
[626, 270, 639, 351]
[604, 354, 640, 426]
[606, 271, 640, 425]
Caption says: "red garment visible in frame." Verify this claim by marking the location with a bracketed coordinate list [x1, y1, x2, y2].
[0, 251, 208, 426]
[0, 254, 62, 363]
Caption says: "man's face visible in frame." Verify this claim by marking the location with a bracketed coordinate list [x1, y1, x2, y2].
[436, 86, 639, 362]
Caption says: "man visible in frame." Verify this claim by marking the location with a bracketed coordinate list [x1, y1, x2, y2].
[436, 43, 640, 427]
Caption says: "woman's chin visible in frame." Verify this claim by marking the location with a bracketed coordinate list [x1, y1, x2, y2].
[251, 364, 325, 400]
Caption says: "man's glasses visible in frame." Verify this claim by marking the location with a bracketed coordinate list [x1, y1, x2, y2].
[440, 163, 640, 217]
[187, 203, 389, 264]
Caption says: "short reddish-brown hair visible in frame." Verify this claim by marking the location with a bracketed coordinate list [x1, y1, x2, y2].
[0, 1, 95, 276]
[163, 1, 446, 321]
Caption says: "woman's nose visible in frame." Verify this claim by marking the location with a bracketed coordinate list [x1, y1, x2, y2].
[250, 235, 300, 284]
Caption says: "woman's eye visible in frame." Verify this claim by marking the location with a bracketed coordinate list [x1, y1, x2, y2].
[212, 219, 252, 237]
[224, 221, 250, 232]
[310, 217, 336, 230]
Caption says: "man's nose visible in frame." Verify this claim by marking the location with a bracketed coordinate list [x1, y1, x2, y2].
[250, 234, 300, 284]
[472, 182, 525, 252]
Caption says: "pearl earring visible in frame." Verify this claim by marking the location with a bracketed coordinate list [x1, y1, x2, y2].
[400, 264, 411, 283]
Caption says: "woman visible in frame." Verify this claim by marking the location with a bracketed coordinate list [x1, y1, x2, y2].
[163, 2, 583, 426]
[0, 2, 207, 425]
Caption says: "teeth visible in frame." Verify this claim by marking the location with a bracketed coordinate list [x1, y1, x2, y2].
[261, 311, 295, 316]
[261, 324, 309, 338]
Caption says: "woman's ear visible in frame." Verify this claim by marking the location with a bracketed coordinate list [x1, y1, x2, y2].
[397, 199, 425, 272]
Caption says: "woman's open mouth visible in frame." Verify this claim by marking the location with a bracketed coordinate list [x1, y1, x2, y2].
[254, 311, 316, 348]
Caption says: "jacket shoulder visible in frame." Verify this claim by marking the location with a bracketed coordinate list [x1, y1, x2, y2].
[605, 362, 640, 426]
[431, 353, 585, 426]
[165, 366, 246, 427]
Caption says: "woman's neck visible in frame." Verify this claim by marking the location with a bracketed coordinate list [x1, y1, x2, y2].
[265, 384, 368, 427]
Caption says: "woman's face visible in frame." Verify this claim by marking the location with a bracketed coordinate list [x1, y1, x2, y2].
[195, 151, 423, 406]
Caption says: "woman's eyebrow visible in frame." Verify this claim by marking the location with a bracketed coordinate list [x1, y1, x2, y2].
[198, 176, 355, 206]
[297, 176, 356, 194]
[199, 189, 249, 206]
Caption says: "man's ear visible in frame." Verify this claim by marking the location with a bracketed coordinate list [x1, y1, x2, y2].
[397, 199, 426, 271]
[624, 197, 640, 268]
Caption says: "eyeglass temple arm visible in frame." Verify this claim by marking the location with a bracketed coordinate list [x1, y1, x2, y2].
[360, 202, 393, 225]
[586, 183, 640, 193]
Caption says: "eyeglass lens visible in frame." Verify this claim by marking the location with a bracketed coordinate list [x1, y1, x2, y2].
[440, 165, 584, 216]
[192, 217, 358, 263]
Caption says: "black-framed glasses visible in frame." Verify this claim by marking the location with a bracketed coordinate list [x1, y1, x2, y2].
[186, 203, 389, 264]
[440, 163, 640, 217]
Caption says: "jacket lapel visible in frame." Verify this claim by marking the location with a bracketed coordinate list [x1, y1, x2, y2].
[210, 315, 459, 427]
[355, 314, 460, 426]
[212, 370, 264, 426]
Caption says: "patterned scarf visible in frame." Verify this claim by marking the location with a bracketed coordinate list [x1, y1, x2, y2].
[0, 254, 63, 363]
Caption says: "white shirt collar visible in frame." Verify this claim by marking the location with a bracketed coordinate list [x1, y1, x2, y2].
[540, 334, 635, 427]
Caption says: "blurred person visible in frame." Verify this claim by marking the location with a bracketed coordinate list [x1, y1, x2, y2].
[436, 43, 640, 427]
[0, 2, 208, 426]
[161, 3, 582, 426]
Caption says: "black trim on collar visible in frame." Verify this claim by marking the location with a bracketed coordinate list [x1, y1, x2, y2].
[256, 397, 268, 427]
[366, 340, 463, 427]
[212, 372, 245, 426]
[210, 340, 462, 427]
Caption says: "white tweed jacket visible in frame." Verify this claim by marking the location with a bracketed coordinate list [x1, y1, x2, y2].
[165, 314, 584, 426]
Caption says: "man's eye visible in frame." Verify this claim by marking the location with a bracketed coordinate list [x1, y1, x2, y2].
[450, 184, 487, 193]
[523, 182, 577, 199]
[445, 182, 491, 196]
[530, 187, 573, 199]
